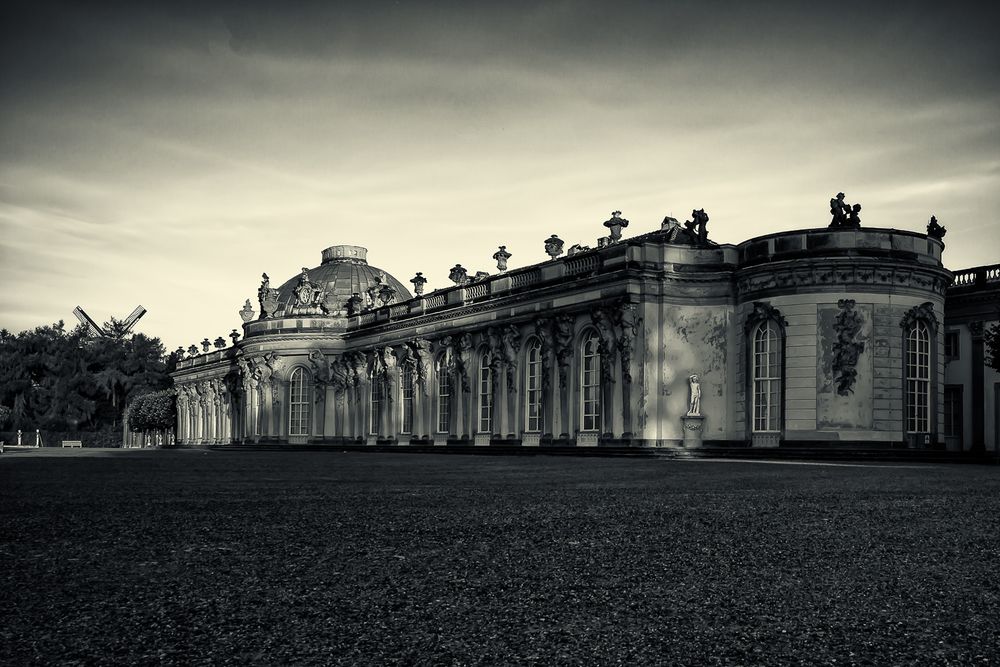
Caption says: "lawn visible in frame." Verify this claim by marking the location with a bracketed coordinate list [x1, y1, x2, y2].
[2, 450, 998, 665]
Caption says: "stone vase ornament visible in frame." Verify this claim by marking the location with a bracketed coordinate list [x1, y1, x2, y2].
[410, 272, 428, 296]
[449, 264, 468, 285]
[544, 235, 564, 260]
[239, 299, 255, 323]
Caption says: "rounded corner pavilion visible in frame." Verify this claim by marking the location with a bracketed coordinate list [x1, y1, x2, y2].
[173, 206, 953, 450]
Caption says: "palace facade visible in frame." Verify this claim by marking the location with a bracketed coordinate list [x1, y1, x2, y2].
[172, 207, 990, 451]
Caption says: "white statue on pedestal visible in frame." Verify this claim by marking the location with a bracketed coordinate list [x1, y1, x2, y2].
[687, 374, 702, 417]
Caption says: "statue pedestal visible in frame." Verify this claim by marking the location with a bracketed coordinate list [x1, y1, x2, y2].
[681, 415, 705, 448]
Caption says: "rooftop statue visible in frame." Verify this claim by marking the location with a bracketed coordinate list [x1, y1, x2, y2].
[927, 215, 947, 241]
[603, 210, 630, 243]
[493, 246, 512, 272]
[257, 272, 280, 319]
[829, 192, 861, 229]
[683, 209, 710, 246]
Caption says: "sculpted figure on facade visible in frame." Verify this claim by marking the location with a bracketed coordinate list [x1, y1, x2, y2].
[501, 324, 522, 392]
[613, 301, 641, 383]
[400, 343, 419, 392]
[411, 338, 433, 395]
[453, 333, 474, 393]
[832, 299, 865, 396]
[535, 319, 554, 392]
[553, 314, 575, 389]
[329, 354, 350, 393]
[308, 350, 330, 387]
[485, 327, 504, 393]
[590, 307, 616, 381]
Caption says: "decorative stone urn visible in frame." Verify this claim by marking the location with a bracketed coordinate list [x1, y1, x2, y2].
[544, 235, 564, 260]
[410, 272, 428, 296]
[239, 299, 255, 323]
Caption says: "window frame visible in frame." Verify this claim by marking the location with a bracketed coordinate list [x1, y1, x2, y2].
[905, 320, 931, 434]
[524, 338, 542, 432]
[478, 348, 492, 434]
[580, 330, 601, 432]
[288, 367, 311, 437]
[751, 320, 783, 433]
[436, 353, 451, 434]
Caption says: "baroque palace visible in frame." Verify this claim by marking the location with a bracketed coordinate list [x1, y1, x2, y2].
[171, 199, 998, 451]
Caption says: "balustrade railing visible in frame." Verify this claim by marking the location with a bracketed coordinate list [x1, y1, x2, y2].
[510, 269, 541, 289]
[565, 254, 599, 275]
[466, 282, 489, 299]
[951, 264, 1000, 288]
[424, 293, 447, 309]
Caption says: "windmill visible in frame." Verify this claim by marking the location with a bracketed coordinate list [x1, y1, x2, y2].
[73, 305, 147, 339]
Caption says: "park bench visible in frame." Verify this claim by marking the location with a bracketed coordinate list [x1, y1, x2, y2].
[61, 440, 83, 448]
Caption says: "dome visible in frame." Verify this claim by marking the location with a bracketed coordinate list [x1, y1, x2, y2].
[274, 245, 412, 316]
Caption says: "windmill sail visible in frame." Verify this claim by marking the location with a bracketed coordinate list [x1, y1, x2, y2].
[73, 306, 106, 337]
[121, 305, 147, 333]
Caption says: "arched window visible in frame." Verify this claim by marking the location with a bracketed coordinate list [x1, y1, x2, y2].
[436, 355, 451, 433]
[401, 364, 414, 434]
[752, 320, 782, 432]
[905, 321, 931, 433]
[525, 339, 542, 432]
[478, 351, 492, 433]
[370, 372, 383, 435]
[581, 332, 601, 431]
[288, 368, 310, 436]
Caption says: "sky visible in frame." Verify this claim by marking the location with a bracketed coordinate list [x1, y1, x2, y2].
[1, 1, 998, 352]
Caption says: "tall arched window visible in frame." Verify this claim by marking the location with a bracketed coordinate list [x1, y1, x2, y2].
[478, 351, 492, 433]
[525, 340, 542, 432]
[370, 373, 383, 435]
[905, 321, 930, 433]
[752, 320, 782, 432]
[436, 355, 451, 433]
[288, 368, 310, 436]
[401, 365, 414, 434]
[581, 332, 601, 431]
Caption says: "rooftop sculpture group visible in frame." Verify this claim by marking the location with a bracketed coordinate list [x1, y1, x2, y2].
[829, 192, 862, 229]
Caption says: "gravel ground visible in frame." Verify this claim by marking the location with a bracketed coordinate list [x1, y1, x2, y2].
[1, 450, 998, 666]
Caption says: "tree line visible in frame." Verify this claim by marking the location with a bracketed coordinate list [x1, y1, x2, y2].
[0, 320, 178, 435]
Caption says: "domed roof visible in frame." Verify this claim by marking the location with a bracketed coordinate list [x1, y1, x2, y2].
[275, 245, 411, 316]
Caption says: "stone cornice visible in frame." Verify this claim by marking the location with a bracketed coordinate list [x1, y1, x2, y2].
[736, 257, 951, 301]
